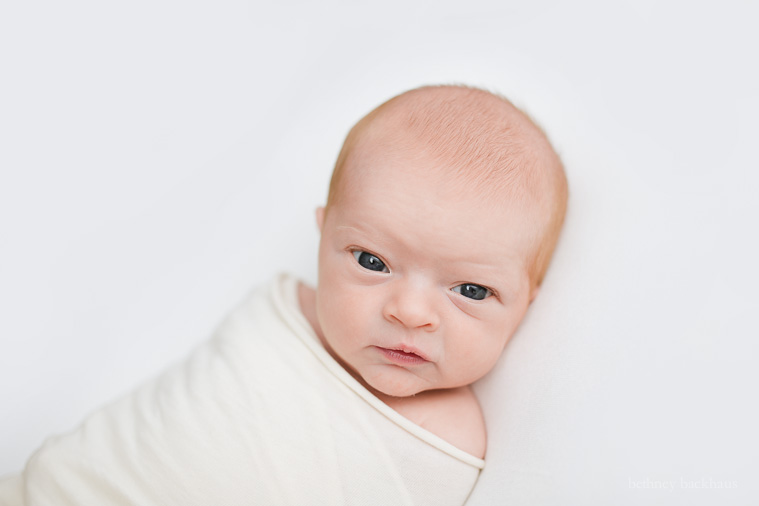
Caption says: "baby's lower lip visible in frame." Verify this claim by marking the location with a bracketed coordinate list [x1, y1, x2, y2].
[376, 346, 429, 365]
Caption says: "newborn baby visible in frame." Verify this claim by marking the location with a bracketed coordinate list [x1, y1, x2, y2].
[300, 84, 567, 460]
[0, 85, 567, 506]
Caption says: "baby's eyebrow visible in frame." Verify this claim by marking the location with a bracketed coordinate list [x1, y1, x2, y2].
[334, 224, 381, 245]
[334, 225, 375, 239]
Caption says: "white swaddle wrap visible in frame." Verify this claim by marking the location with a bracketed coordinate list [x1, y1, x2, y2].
[0, 273, 483, 506]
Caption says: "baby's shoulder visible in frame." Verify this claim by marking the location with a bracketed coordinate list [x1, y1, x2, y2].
[386, 386, 487, 459]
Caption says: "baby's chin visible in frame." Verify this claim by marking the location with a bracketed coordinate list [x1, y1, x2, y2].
[359, 368, 430, 398]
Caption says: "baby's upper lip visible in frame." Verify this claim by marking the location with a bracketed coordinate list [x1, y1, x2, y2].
[381, 344, 431, 362]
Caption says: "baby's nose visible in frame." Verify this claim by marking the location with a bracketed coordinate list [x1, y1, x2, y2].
[382, 279, 440, 331]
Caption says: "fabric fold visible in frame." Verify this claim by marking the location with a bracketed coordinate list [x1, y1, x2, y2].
[1, 274, 482, 506]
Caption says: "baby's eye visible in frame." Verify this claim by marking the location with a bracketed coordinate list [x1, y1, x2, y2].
[452, 283, 491, 301]
[352, 250, 389, 273]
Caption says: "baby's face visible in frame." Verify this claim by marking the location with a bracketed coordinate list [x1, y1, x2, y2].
[315, 149, 540, 397]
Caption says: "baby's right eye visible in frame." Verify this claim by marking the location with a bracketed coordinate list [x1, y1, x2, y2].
[352, 250, 389, 273]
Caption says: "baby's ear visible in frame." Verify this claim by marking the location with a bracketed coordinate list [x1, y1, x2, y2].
[316, 207, 325, 232]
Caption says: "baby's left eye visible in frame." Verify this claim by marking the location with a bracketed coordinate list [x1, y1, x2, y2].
[452, 283, 491, 301]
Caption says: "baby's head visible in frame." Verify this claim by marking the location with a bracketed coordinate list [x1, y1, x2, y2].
[312, 85, 567, 397]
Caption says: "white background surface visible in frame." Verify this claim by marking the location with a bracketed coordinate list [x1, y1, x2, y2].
[1, 1, 757, 503]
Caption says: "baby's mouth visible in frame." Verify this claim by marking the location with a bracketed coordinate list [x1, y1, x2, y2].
[375, 346, 429, 365]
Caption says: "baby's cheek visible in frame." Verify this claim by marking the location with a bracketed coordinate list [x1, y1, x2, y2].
[323, 291, 361, 337]
[450, 338, 502, 381]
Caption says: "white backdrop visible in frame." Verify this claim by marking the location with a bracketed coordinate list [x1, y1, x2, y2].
[1, 1, 757, 504]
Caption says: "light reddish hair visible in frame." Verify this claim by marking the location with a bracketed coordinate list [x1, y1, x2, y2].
[325, 85, 568, 287]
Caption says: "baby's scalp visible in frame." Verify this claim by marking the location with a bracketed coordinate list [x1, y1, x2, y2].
[326, 85, 568, 288]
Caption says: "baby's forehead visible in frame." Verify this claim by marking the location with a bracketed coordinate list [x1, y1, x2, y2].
[341, 147, 539, 236]
[346, 125, 547, 215]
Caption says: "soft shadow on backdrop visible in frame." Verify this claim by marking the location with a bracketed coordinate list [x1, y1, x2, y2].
[1, 1, 757, 504]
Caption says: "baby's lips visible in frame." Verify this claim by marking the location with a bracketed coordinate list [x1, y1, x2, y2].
[384, 344, 431, 362]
